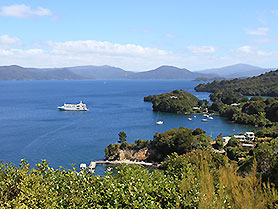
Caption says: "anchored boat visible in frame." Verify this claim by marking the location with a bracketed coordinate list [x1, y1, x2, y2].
[58, 101, 88, 111]
[156, 121, 164, 125]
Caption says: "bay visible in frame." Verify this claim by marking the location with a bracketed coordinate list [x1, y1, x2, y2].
[0, 80, 254, 175]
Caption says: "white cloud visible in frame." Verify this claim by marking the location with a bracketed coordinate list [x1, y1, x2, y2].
[0, 38, 277, 71]
[47, 40, 169, 57]
[165, 34, 175, 39]
[0, 40, 177, 70]
[252, 38, 272, 43]
[245, 27, 269, 36]
[0, 4, 53, 18]
[188, 45, 216, 54]
[238, 46, 253, 53]
[237, 45, 272, 57]
[0, 34, 21, 48]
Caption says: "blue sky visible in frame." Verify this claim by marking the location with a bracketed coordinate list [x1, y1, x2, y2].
[0, 0, 277, 71]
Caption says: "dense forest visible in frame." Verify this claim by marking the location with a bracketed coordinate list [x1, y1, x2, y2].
[105, 127, 278, 188]
[105, 127, 211, 162]
[194, 70, 278, 96]
[144, 90, 208, 114]
[209, 92, 278, 127]
[2, 127, 278, 208]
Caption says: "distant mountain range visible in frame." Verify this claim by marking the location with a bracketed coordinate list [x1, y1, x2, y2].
[0, 63, 274, 80]
[197, 63, 272, 78]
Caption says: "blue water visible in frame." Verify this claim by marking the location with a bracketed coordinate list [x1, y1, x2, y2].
[0, 80, 254, 175]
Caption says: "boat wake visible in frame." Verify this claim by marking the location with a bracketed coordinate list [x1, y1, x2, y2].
[21, 115, 84, 155]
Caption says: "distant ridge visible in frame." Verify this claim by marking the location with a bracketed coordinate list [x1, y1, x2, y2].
[0, 63, 274, 80]
[197, 64, 271, 78]
[64, 65, 135, 79]
[0, 65, 83, 80]
[127, 65, 208, 79]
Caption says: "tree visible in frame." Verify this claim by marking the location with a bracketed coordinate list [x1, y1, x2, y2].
[215, 134, 224, 150]
[118, 131, 127, 144]
[226, 136, 241, 147]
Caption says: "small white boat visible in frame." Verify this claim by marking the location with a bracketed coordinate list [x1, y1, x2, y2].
[156, 121, 164, 125]
[80, 163, 87, 170]
[188, 118, 192, 121]
[208, 117, 214, 120]
[203, 114, 208, 117]
[201, 119, 208, 122]
[193, 116, 197, 118]
[58, 101, 88, 111]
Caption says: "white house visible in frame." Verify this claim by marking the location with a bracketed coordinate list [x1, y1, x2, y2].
[233, 132, 255, 141]
[223, 136, 231, 143]
[245, 132, 255, 141]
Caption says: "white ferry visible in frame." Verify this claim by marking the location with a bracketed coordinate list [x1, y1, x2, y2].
[57, 101, 88, 111]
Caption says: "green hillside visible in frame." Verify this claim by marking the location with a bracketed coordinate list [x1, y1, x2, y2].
[144, 90, 204, 114]
[195, 70, 278, 96]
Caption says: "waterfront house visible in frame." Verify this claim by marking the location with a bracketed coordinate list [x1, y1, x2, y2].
[245, 132, 255, 141]
[233, 132, 255, 141]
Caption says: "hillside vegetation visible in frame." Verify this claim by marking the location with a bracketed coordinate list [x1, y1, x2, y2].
[144, 90, 206, 114]
[105, 127, 211, 162]
[2, 127, 278, 208]
[208, 91, 278, 127]
[195, 70, 278, 96]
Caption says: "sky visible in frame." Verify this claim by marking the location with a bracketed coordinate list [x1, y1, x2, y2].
[0, 0, 278, 71]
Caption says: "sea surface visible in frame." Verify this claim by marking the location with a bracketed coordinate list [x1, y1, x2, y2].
[0, 80, 254, 175]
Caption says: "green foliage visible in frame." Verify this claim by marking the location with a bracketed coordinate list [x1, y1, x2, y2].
[254, 138, 278, 186]
[226, 136, 241, 147]
[215, 134, 224, 150]
[211, 97, 278, 127]
[144, 89, 201, 114]
[118, 131, 127, 144]
[135, 139, 150, 150]
[0, 152, 278, 208]
[266, 102, 278, 122]
[105, 127, 210, 162]
[254, 123, 278, 138]
[242, 101, 266, 115]
[105, 143, 120, 160]
[152, 127, 211, 161]
[209, 90, 248, 105]
[195, 70, 278, 97]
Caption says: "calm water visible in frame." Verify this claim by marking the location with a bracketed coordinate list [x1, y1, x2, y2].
[0, 80, 253, 175]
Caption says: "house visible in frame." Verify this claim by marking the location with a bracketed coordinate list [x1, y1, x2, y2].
[242, 143, 255, 148]
[245, 132, 255, 141]
[234, 135, 246, 141]
[80, 163, 87, 170]
[231, 103, 240, 106]
[233, 132, 255, 141]
[223, 136, 231, 143]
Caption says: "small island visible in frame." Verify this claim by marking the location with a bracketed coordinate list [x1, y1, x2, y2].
[144, 89, 209, 114]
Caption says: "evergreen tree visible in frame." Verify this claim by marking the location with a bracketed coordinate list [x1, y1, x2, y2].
[118, 131, 127, 144]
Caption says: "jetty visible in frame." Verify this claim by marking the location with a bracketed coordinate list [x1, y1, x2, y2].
[88, 160, 160, 171]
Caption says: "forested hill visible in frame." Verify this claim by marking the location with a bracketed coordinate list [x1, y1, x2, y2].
[194, 70, 278, 96]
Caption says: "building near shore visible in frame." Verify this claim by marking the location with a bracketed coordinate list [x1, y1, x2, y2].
[234, 132, 255, 141]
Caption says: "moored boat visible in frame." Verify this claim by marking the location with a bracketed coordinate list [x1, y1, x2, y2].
[156, 121, 164, 125]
